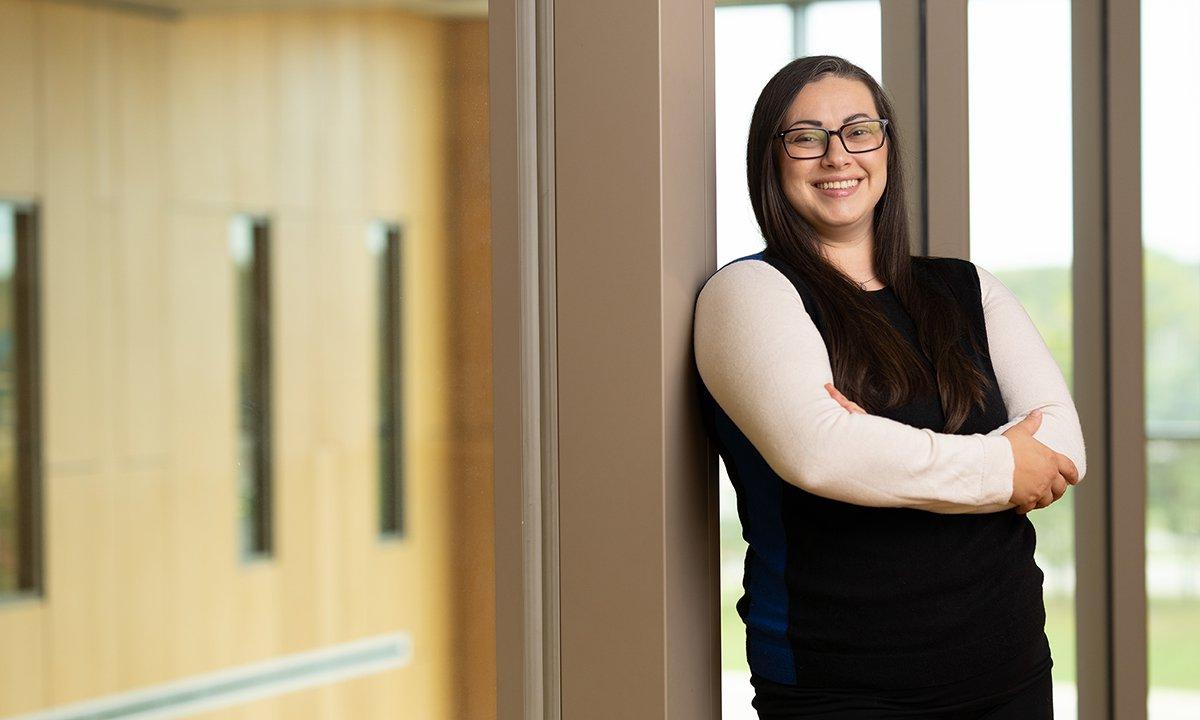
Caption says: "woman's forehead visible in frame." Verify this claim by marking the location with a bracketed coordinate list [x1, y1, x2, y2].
[786, 78, 876, 125]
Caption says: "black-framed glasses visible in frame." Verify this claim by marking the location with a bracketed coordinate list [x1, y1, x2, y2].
[776, 118, 890, 159]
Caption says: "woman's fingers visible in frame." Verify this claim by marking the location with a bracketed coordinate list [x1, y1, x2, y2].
[1056, 452, 1080, 485]
[1019, 474, 1070, 515]
[824, 383, 868, 414]
[1051, 473, 1068, 501]
[824, 383, 848, 407]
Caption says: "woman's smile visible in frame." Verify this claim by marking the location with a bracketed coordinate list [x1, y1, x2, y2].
[812, 178, 863, 199]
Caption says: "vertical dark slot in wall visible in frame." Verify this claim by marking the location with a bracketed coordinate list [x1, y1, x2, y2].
[2, 203, 43, 596]
[378, 221, 405, 538]
[251, 218, 273, 556]
[15, 205, 42, 592]
[234, 215, 273, 559]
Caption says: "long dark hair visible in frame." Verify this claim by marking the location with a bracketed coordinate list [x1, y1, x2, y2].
[747, 55, 990, 432]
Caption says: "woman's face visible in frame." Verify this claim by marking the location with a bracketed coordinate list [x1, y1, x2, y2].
[776, 76, 888, 240]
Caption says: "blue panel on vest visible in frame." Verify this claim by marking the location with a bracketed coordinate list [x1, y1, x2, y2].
[707, 250, 797, 684]
[716, 408, 797, 685]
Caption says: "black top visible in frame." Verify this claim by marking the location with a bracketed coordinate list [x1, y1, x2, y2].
[696, 252, 1052, 707]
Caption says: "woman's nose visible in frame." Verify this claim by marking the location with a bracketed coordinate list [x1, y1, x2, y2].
[822, 135, 852, 166]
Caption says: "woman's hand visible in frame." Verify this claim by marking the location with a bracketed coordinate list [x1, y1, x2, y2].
[825, 383, 868, 414]
[1003, 410, 1080, 514]
[827, 384, 1079, 515]
[1013, 454, 1078, 514]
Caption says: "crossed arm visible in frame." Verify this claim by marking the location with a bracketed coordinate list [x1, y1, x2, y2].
[692, 259, 1087, 514]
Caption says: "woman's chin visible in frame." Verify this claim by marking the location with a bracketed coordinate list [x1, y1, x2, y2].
[815, 210, 869, 231]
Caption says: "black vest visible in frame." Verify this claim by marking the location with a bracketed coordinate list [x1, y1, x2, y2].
[697, 251, 1051, 693]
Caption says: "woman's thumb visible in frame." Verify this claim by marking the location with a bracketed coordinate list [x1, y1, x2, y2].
[1019, 409, 1043, 432]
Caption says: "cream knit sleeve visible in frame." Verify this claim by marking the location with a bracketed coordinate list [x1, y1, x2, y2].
[976, 264, 1088, 482]
[693, 259, 1016, 513]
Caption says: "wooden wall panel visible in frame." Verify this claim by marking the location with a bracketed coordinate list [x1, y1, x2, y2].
[42, 471, 120, 701]
[168, 17, 234, 209]
[40, 1, 106, 475]
[0, 599, 44, 713]
[164, 210, 241, 681]
[112, 12, 170, 466]
[276, 13, 320, 212]
[317, 16, 368, 216]
[0, 0, 37, 196]
[0, 2, 493, 718]
[363, 13, 404, 220]
[228, 15, 280, 210]
[110, 468, 172, 687]
[269, 210, 323, 673]
[446, 18, 496, 720]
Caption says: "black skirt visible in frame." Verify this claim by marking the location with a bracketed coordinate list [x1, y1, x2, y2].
[750, 636, 1054, 720]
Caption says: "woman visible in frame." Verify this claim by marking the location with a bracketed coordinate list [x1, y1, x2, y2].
[692, 55, 1087, 719]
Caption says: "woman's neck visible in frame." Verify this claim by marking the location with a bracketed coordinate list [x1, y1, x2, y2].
[817, 230, 878, 288]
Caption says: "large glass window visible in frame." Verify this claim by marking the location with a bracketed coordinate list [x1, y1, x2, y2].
[1142, 1, 1200, 716]
[715, 3, 881, 716]
[968, 1, 1078, 717]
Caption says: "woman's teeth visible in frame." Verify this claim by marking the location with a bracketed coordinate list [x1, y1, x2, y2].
[815, 179, 860, 190]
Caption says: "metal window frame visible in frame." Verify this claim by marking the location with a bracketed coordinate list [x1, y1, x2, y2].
[888, 2, 1146, 719]
[1074, 1, 1146, 718]
[494, 0, 1148, 718]
[491, 0, 562, 716]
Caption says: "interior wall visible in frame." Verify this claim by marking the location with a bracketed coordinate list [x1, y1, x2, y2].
[0, 1, 494, 717]
[444, 16, 497, 720]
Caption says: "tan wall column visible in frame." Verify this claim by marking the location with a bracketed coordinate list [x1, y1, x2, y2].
[553, 0, 719, 717]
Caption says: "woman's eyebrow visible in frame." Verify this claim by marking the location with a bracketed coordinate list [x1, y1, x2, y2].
[788, 112, 871, 128]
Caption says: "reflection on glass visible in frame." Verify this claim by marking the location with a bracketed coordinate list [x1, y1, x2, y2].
[968, 1, 1077, 717]
[715, 2, 881, 716]
[1143, 1, 1200, 716]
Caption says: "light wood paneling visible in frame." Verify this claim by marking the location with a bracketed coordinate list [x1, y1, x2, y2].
[446, 18, 496, 720]
[41, 1, 108, 477]
[0, 0, 37, 196]
[0, 2, 494, 718]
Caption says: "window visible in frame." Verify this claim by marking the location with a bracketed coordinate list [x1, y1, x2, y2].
[715, 3, 881, 715]
[0, 201, 42, 598]
[1142, 1, 1200, 715]
[967, 2, 1078, 715]
[230, 214, 273, 559]
[369, 220, 406, 538]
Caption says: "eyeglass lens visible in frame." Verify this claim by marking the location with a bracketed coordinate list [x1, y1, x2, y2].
[782, 120, 885, 158]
